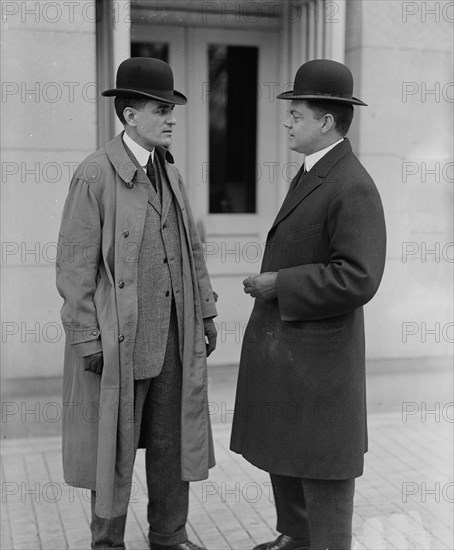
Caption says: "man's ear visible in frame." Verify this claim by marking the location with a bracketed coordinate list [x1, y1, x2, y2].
[320, 113, 335, 134]
[123, 107, 137, 127]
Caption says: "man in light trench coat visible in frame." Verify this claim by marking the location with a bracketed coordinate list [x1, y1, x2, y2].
[56, 58, 217, 550]
[230, 60, 387, 550]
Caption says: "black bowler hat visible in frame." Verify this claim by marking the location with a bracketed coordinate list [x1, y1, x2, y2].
[102, 57, 187, 105]
[277, 59, 367, 106]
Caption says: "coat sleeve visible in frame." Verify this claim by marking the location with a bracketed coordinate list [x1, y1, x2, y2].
[177, 171, 217, 319]
[56, 176, 103, 356]
[276, 178, 386, 321]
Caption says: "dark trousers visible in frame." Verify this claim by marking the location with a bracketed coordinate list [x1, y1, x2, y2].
[91, 306, 189, 549]
[270, 474, 355, 550]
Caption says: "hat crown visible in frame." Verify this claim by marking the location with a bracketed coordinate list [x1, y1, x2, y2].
[294, 59, 353, 98]
[276, 58, 366, 105]
[116, 58, 174, 93]
[101, 57, 187, 105]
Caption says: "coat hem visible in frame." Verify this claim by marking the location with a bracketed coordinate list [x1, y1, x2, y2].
[229, 447, 365, 480]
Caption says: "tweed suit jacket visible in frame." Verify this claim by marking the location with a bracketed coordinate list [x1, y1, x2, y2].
[124, 144, 184, 380]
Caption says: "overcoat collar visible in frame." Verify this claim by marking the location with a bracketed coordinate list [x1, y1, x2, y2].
[105, 133, 177, 218]
[270, 138, 352, 230]
[105, 133, 174, 187]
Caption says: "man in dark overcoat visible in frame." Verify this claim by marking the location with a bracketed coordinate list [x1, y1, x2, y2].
[56, 58, 217, 550]
[230, 60, 386, 550]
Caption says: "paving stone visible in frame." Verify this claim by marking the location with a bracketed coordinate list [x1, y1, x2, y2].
[1, 389, 452, 550]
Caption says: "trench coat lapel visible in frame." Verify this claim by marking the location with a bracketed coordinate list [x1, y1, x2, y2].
[270, 138, 353, 231]
[106, 134, 162, 214]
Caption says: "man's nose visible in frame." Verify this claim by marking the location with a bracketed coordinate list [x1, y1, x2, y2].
[283, 118, 292, 129]
[167, 112, 177, 125]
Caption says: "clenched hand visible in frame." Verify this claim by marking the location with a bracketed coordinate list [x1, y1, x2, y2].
[84, 351, 104, 375]
[204, 318, 217, 357]
[243, 272, 278, 301]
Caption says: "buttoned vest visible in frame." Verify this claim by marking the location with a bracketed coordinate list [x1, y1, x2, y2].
[131, 151, 184, 380]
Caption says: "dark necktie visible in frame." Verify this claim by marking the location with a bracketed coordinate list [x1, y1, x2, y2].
[146, 154, 160, 196]
[289, 164, 307, 194]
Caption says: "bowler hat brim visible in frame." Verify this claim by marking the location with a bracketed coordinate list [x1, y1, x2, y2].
[276, 90, 367, 106]
[101, 88, 187, 105]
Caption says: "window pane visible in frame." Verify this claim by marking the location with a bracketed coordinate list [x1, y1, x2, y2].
[209, 45, 258, 213]
[131, 42, 169, 62]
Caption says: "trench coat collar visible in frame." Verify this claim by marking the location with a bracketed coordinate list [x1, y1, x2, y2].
[105, 133, 174, 187]
[270, 138, 352, 230]
[105, 133, 176, 215]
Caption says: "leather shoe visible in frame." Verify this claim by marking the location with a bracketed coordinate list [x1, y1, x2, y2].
[149, 540, 206, 550]
[253, 534, 309, 550]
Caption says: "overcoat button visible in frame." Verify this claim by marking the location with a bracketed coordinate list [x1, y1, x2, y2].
[123, 230, 129, 238]
[118, 335, 125, 342]
[119, 281, 125, 288]
[165, 290, 170, 297]
[163, 257, 168, 263]
[91, 330, 98, 336]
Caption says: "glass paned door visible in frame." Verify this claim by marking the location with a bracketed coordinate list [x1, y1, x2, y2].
[187, 27, 280, 365]
[208, 45, 258, 213]
[131, 24, 280, 365]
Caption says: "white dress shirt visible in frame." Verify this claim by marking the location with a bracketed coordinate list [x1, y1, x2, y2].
[123, 131, 154, 172]
[304, 138, 344, 172]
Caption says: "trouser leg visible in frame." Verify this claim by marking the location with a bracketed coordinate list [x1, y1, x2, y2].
[270, 474, 355, 550]
[90, 492, 127, 549]
[138, 305, 189, 546]
[270, 474, 311, 545]
[91, 304, 189, 548]
[302, 478, 355, 550]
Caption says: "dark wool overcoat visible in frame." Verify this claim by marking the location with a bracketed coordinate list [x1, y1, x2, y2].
[56, 134, 217, 518]
[230, 139, 386, 479]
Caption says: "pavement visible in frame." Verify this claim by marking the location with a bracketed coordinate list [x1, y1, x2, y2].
[1, 360, 453, 550]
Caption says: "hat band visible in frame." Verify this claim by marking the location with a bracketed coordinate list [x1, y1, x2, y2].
[293, 90, 353, 98]
[116, 86, 174, 99]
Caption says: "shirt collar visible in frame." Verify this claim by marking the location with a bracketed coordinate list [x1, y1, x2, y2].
[122, 131, 154, 168]
[305, 138, 344, 172]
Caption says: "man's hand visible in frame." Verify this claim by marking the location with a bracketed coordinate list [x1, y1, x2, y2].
[243, 272, 278, 301]
[203, 318, 217, 357]
[84, 351, 104, 375]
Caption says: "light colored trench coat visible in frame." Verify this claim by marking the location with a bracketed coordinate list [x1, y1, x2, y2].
[56, 134, 217, 518]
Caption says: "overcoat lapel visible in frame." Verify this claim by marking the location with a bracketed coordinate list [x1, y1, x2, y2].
[270, 138, 353, 231]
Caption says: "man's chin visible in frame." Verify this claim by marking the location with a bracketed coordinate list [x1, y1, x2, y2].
[159, 137, 172, 147]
